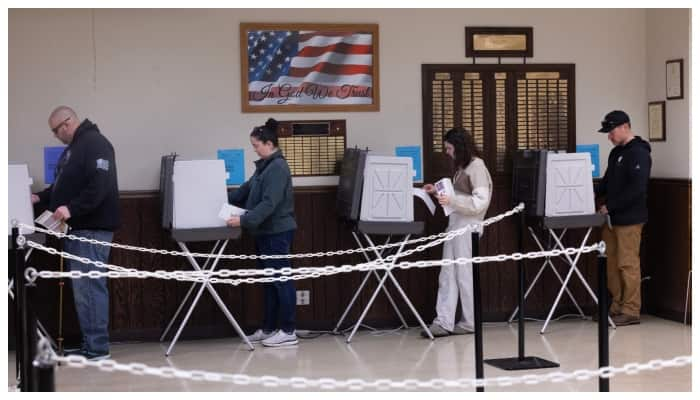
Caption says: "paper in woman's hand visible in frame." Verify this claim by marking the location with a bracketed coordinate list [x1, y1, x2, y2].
[435, 178, 455, 216]
[218, 203, 247, 221]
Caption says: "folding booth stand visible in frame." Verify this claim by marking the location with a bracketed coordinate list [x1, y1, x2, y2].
[160, 227, 254, 355]
[332, 221, 433, 342]
[507, 214, 614, 333]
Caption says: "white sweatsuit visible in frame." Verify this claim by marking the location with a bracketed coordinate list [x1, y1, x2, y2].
[433, 157, 493, 332]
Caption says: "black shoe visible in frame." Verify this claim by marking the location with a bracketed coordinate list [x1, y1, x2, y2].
[62, 348, 84, 357]
[64, 350, 111, 361]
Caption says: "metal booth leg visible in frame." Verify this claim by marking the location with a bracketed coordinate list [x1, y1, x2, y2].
[160, 241, 221, 342]
[345, 236, 411, 343]
[334, 234, 407, 333]
[165, 240, 253, 356]
[508, 227, 584, 322]
[548, 228, 616, 331]
[366, 234, 432, 339]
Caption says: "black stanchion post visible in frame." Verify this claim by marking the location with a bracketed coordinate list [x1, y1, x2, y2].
[517, 213, 525, 360]
[11, 226, 23, 390]
[15, 228, 31, 392]
[26, 276, 39, 391]
[597, 254, 610, 392]
[482, 208, 558, 371]
[34, 357, 55, 392]
[472, 231, 484, 392]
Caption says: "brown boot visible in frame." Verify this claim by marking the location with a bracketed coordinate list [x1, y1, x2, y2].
[591, 310, 620, 322]
[612, 314, 640, 326]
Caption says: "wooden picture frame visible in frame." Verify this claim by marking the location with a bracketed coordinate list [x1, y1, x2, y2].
[666, 59, 683, 100]
[648, 101, 666, 142]
[465, 27, 533, 58]
[240, 23, 379, 113]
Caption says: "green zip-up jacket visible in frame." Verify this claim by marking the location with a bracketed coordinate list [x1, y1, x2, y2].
[228, 150, 297, 236]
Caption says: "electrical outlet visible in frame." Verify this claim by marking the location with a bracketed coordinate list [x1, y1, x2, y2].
[296, 290, 310, 306]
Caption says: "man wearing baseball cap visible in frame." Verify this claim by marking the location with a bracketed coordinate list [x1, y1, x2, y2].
[595, 110, 652, 326]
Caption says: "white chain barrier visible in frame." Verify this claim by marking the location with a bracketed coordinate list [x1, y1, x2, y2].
[17, 203, 525, 260]
[24, 243, 605, 286]
[45, 352, 691, 390]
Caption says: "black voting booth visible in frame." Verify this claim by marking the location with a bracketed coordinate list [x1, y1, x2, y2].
[158, 154, 252, 355]
[333, 148, 433, 342]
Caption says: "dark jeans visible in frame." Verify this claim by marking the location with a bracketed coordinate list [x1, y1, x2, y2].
[63, 230, 113, 355]
[255, 230, 296, 334]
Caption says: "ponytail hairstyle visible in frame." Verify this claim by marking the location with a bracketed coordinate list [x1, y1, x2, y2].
[443, 127, 480, 171]
[250, 118, 280, 147]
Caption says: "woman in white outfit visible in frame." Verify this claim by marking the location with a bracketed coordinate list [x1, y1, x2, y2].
[422, 128, 493, 338]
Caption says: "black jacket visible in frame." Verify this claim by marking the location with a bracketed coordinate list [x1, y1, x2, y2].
[228, 150, 297, 236]
[595, 136, 651, 226]
[36, 119, 120, 231]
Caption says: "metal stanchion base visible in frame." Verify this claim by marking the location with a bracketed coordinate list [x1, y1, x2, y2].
[484, 356, 559, 371]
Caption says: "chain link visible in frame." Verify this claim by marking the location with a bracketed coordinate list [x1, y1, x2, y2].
[26, 243, 604, 287]
[18, 203, 524, 260]
[46, 352, 690, 390]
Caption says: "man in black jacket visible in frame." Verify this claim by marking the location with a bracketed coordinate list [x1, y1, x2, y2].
[595, 110, 651, 326]
[32, 106, 120, 359]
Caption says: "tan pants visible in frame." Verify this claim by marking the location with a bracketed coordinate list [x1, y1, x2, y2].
[601, 223, 644, 317]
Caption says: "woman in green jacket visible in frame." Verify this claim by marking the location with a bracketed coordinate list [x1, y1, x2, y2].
[227, 118, 298, 347]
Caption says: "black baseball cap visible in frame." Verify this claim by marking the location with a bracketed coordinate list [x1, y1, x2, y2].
[598, 110, 630, 133]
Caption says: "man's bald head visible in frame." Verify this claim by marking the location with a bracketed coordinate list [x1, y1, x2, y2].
[48, 106, 80, 144]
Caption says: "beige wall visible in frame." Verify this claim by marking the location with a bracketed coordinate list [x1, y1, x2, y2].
[645, 8, 691, 179]
[10, 8, 676, 191]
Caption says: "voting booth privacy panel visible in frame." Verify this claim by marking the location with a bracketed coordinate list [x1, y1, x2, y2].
[9, 164, 36, 235]
[336, 148, 367, 222]
[360, 156, 414, 223]
[172, 159, 228, 230]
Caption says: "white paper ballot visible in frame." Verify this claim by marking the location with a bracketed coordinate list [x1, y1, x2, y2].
[435, 178, 455, 216]
[412, 188, 436, 215]
[35, 210, 69, 234]
[218, 203, 247, 221]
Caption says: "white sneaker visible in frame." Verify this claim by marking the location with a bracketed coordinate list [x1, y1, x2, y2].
[247, 329, 277, 344]
[261, 330, 298, 347]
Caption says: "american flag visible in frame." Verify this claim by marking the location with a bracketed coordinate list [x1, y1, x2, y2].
[246, 30, 374, 105]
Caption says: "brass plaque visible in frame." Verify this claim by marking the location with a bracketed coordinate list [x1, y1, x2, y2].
[525, 72, 560, 80]
[473, 34, 527, 51]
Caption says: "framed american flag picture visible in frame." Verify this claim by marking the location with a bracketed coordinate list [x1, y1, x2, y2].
[240, 23, 379, 113]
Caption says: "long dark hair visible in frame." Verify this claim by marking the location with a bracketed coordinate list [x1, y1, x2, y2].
[444, 127, 480, 171]
[250, 118, 279, 147]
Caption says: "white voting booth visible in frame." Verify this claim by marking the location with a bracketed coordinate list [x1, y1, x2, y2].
[335, 152, 433, 342]
[8, 164, 55, 357]
[9, 164, 36, 235]
[159, 158, 253, 354]
[359, 156, 414, 222]
[510, 151, 611, 333]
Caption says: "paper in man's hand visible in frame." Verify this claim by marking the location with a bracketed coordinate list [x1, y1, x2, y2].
[35, 210, 69, 234]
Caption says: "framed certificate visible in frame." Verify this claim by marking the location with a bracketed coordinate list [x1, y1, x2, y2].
[648, 101, 666, 142]
[666, 59, 683, 100]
